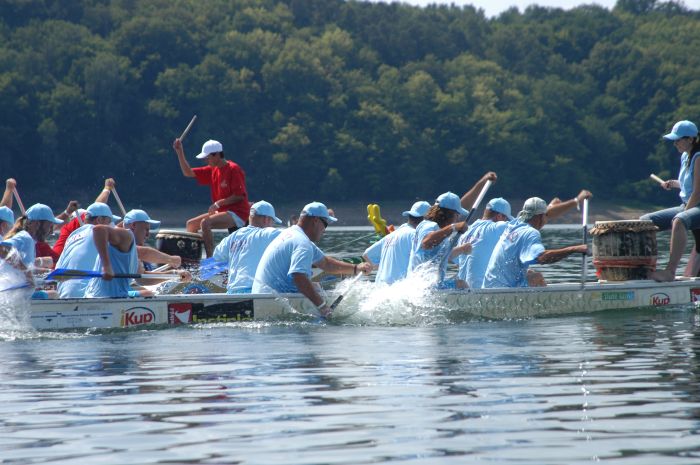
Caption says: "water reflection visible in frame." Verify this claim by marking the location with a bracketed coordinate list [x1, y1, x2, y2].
[0, 229, 699, 463]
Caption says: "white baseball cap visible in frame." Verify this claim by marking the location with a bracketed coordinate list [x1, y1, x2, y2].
[196, 140, 223, 159]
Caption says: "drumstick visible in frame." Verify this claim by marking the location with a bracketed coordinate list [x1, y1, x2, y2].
[179, 115, 197, 141]
[650, 173, 665, 185]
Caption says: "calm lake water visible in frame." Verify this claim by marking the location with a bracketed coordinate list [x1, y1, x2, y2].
[1, 227, 699, 464]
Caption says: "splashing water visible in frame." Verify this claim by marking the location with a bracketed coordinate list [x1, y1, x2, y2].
[0, 253, 35, 338]
[329, 265, 455, 325]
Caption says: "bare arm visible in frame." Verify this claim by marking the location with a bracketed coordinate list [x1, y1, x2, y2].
[1, 178, 15, 208]
[460, 171, 497, 209]
[173, 138, 195, 178]
[536, 244, 587, 264]
[136, 245, 181, 267]
[292, 272, 325, 307]
[94, 178, 115, 204]
[546, 190, 593, 221]
[55, 201, 79, 226]
[316, 256, 372, 275]
[449, 242, 472, 261]
[685, 157, 700, 210]
[208, 193, 247, 214]
[421, 221, 467, 250]
[93, 225, 133, 279]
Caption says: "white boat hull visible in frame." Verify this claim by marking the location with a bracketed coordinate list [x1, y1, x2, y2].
[26, 279, 700, 330]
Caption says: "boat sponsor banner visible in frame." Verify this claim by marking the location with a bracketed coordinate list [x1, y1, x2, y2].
[191, 300, 254, 323]
[121, 307, 156, 327]
[167, 300, 255, 324]
[168, 303, 194, 325]
[649, 292, 670, 306]
[593, 291, 635, 302]
[691, 288, 700, 303]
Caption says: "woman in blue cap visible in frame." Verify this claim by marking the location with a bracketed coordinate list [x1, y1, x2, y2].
[643, 120, 700, 282]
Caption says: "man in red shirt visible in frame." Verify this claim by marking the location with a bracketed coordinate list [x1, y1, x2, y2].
[53, 178, 117, 257]
[173, 138, 250, 257]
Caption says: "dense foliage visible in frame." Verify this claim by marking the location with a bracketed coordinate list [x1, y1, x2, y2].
[1, 0, 698, 208]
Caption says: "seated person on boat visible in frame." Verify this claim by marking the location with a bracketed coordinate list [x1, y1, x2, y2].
[172, 137, 250, 258]
[252, 202, 372, 317]
[213, 200, 282, 294]
[455, 197, 513, 289]
[84, 209, 160, 298]
[407, 192, 471, 286]
[54, 178, 117, 257]
[54, 202, 122, 298]
[25, 204, 64, 268]
[363, 200, 430, 285]
[483, 197, 587, 288]
[458, 190, 592, 289]
[642, 120, 700, 282]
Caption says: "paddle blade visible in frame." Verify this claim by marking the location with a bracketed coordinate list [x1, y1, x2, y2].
[199, 258, 227, 280]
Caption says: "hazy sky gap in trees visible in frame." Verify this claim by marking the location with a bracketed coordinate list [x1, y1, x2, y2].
[361, 0, 700, 18]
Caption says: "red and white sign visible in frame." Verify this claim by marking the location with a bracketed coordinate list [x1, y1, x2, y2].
[691, 288, 700, 303]
[168, 303, 193, 325]
[650, 293, 671, 306]
[121, 307, 155, 327]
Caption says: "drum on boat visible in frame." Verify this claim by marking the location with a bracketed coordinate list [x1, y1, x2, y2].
[590, 220, 658, 281]
[155, 230, 203, 264]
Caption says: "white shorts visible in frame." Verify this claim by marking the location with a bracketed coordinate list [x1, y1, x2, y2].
[227, 211, 245, 228]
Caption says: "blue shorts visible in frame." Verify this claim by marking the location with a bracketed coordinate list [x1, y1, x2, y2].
[641, 204, 700, 230]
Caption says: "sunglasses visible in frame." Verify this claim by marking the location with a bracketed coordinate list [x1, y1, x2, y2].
[319, 217, 328, 228]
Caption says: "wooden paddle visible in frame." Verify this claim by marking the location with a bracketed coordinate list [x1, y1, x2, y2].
[329, 271, 364, 312]
[12, 186, 26, 215]
[47, 268, 181, 281]
[180, 115, 197, 141]
[111, 187, 128, 217]
[580, 198, 589, 289]
[439, 179, 493, 272]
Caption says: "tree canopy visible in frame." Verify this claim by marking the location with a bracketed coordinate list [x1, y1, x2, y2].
[1, 0, 698, 208]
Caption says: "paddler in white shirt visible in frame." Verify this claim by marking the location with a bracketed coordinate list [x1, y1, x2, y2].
[85, 209, 160, 298]
[362, 200, 430, 284]
[213, 200, 283, 294]
[253, 202, 373, 317]
[54, 202, 121, 298]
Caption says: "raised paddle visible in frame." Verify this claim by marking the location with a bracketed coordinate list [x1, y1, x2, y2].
[111, 187, 128, 217]
[466, 180, 492, 224]
[439, 179, 493, 272]
[179, 115, 197, 141]
[580, 198, 589, 289]
[47, 268, 181, 281]
[12, 186, 26, 215]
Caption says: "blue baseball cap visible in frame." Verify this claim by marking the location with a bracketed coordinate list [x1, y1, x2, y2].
[301, 202, 337, 223]
[0, 231, 36, 267]
[251, 200, 282, 224]
[123, 209, 161, 228]
[486, 197, 513, 220]
[402, 200, 431, 218]
[26, 203, 63, 224]
[663, 120, 698, 141]
[0, 206, 14, 225]
[86, 202, 121, 224]
[435, 192, 469, 217]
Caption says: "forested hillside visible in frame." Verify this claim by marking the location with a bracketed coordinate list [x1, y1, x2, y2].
[1, 0, 698, 207]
